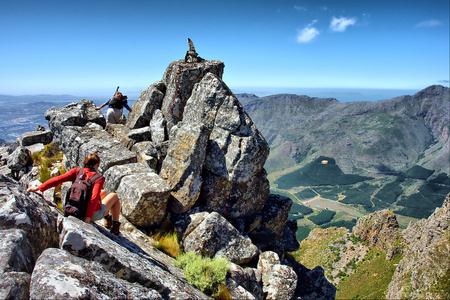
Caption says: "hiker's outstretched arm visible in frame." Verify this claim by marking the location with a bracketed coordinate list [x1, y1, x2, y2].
[32, 168, 78, 192]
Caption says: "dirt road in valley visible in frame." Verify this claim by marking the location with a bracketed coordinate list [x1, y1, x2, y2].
[303, 197, 362, 217]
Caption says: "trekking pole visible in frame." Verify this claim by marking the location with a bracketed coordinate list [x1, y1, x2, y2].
[116, 86, 119, 93]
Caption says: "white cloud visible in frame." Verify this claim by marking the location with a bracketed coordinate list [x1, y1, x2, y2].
[294, 5, 307, 12]
[297, 22, 320, 43]
[330, 16, 357, 32]
[415, 19, 442, 28]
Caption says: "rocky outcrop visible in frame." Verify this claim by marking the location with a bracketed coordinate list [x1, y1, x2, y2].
[116, 171, 171, 227]
[387, 193, 450, 299]
[0, 53, 319, 299]
[161, 60, 224, 132]
[30, 248, 162, 299]
[0, 175, 59, 257]
[127, 81, 166, 129]
[257, 251, 298, 300]
[181, 212, 259, 264]
[17, 130, 53, 147]
[6, 146, 33, 179]
[59, 216, 208, 299]
[352, 209, 401, 260]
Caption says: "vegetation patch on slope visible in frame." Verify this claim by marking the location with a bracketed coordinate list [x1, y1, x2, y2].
[395, 179, 450, 218]
[289, 201, 313, 220]
[275, 156, 373, 189]
[308, 209, 336, 225]
[336, 250, 401, 299]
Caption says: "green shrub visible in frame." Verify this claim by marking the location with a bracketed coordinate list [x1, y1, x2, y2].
[175, 252, 230, 296]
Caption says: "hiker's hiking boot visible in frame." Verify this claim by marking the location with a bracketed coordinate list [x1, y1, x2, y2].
[110, 221, 121, 235]
[103, 214, 112, 229]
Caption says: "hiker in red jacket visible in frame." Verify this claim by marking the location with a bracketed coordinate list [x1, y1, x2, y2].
[27, 153, 121, 235]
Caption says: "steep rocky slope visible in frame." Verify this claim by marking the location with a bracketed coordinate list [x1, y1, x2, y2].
[387, 193, 450, 299]
[290, 193, 449, 299]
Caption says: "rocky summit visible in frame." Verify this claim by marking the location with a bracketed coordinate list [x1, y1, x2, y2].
[0, 53, 336, 299]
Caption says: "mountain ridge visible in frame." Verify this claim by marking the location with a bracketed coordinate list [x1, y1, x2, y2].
[237, 84, 449, 177]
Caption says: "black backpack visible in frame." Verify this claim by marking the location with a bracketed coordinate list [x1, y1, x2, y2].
[109, 92, 127, 109]
[64, 169, 103, 219]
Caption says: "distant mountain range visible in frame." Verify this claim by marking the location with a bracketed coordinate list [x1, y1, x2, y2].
[237, 85, 449, 176]
[236, 85, 449, 224]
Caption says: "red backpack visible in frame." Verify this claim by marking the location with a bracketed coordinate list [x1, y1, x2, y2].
[64, 169, 103, 219]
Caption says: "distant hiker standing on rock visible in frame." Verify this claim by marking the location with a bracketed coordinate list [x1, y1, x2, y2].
[27, 153, 122, 235]
[96, 86, 132, 124]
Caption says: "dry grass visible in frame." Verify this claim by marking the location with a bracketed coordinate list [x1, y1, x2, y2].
[152, 231, 182, 258]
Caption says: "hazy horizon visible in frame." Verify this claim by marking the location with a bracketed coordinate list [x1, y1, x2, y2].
[0, 86, 430, 103]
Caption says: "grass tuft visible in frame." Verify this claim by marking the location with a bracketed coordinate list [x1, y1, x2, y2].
[152, 230, 182, 258]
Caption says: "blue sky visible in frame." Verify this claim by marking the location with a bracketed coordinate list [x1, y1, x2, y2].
[1, 0, 449, 98]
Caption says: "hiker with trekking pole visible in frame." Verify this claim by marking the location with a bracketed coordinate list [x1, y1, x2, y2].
[27, 153, 122, 235]
[96, 86, 132, 124]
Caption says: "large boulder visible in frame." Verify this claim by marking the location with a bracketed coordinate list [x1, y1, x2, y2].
[226, 263, 264, 300]
[0, 271, 30, 300]
[17, 130, 53, 147]
[192, 74, 270, 218]
[45, 100, 106, 137]
[260, 194, 292, 240]
[246, 194, 293, 254]
[52, 122, 136, 173]
[59, 217, 208, 299]
[30, 248, 162, 299]
[0, 175, 59, 257]
[102, 162, 151, 193]
[0, 229, 35, 275]
[150, 109, 167, 144]
[281, 219, 300, 252]
[127, 81, 166, 129]
[159, 123, 209, 214]
[0, 229, 34, 300]
[161, 60, 224, 132]
[45, 102, 136, 173]
[69, 124, 137, 172]
[116, 172, 171, 228]
[257, 251, 297, 300]
[6, 146, 33, 179]
[182, 212, 259, 264]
